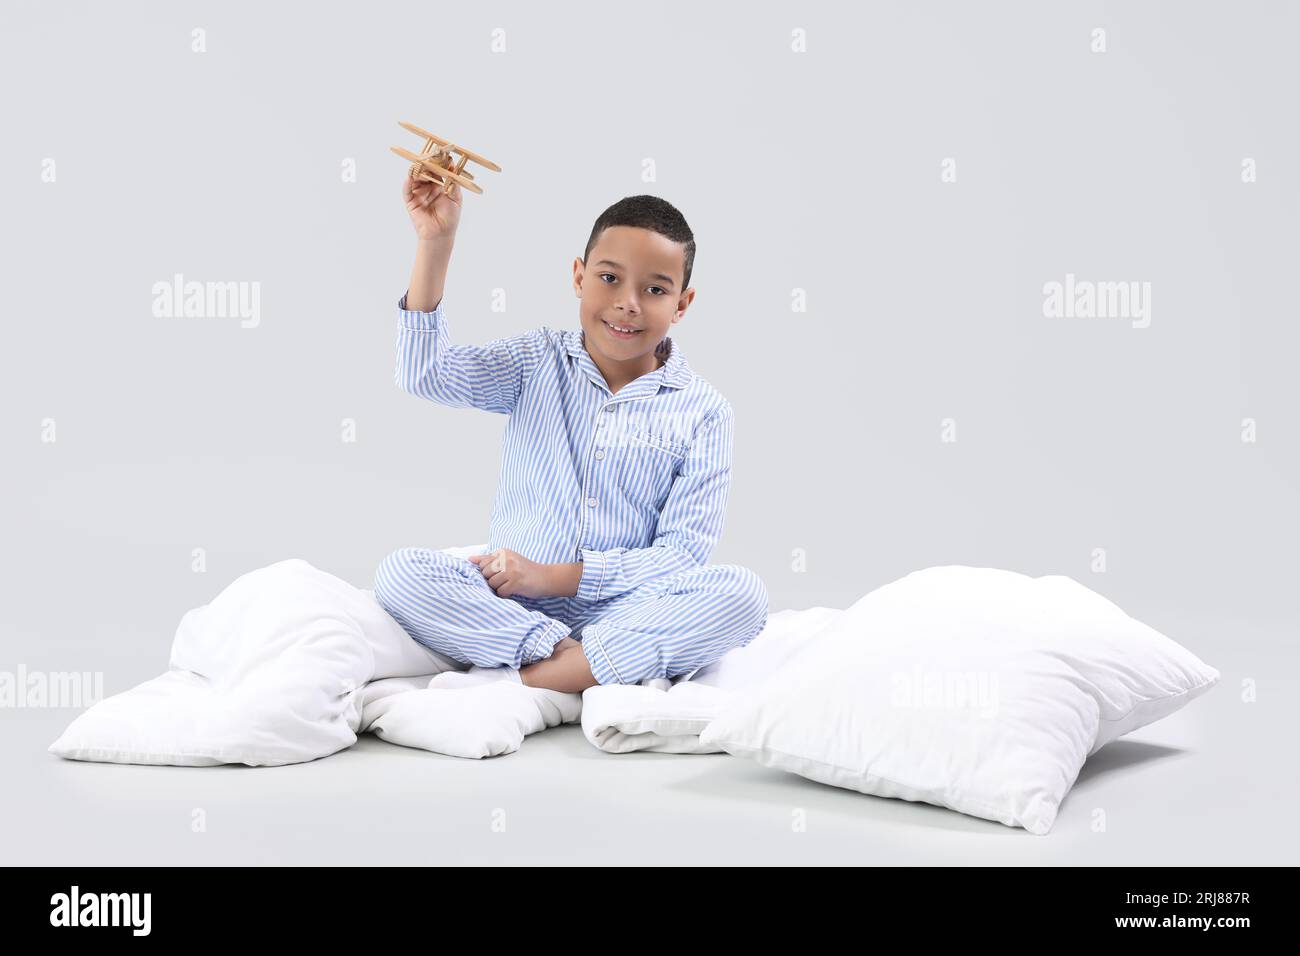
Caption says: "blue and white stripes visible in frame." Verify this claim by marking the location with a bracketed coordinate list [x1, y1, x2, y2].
[395, 292, 736, 602]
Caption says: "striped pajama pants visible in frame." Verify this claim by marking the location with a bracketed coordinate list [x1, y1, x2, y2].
[373, 547, 770, 686]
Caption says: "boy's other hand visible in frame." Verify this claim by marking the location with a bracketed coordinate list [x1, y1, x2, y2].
[403, 171, 462, 241]
[468, 548, 556, 599]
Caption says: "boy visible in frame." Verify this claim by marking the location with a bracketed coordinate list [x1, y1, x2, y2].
[374, 174, 769, 695]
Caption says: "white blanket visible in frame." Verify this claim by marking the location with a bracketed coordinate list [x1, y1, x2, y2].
[49, 553, 830, 765]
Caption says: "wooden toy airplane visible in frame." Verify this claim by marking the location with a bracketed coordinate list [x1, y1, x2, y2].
[390, 121, 501, 196]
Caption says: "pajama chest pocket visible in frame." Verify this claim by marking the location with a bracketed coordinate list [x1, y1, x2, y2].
[635, 430, 689, 458]
[616, 430, 688, 511]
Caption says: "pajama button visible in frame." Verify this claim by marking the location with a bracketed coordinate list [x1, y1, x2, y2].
[587, 497, 598, 507]
[595, 449, 605, 459]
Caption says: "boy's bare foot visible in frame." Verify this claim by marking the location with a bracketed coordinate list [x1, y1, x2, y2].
[520, 635, 598, 693]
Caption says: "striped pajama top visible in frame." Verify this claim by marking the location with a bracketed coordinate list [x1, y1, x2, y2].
[395, 292, 736, 603]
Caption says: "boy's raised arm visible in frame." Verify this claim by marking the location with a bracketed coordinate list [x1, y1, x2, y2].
[406, 238, 454, 313]
[403, 171, 460, 310]
[394, 174, 544, 415]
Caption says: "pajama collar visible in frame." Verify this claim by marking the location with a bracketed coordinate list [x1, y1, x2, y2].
[564, 327, 695, 394]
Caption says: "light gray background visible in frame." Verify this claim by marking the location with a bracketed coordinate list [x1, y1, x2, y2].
[2, 1, 1296, 864]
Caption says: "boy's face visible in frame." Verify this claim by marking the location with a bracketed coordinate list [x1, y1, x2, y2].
[572, 225, 694, 367]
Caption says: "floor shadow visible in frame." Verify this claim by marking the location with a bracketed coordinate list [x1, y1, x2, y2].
[1071, 739, 1186, 790]
[665, 759, 1028, 836]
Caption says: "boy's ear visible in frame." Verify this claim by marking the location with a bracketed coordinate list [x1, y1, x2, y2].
[675, 286, 696, 315]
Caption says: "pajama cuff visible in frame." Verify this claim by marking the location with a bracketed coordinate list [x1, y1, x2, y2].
[578, 623, 625, 686]
[576, 549, 608, 603]
[520, 618, 572, 667]
[397, 291, 445, 330]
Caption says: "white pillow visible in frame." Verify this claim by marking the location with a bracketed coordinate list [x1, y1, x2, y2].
[698, 566, 1220, 834]
[48, 555, 463, 767]
[358, 677, 581, 759]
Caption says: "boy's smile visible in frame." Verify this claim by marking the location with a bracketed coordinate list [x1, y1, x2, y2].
[573, 225, 695, 394]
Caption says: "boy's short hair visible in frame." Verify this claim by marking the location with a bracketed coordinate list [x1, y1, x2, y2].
[583, 195, 696, 291]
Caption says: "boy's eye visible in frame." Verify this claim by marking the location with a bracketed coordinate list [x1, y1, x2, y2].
[599, 273, 667, 295]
